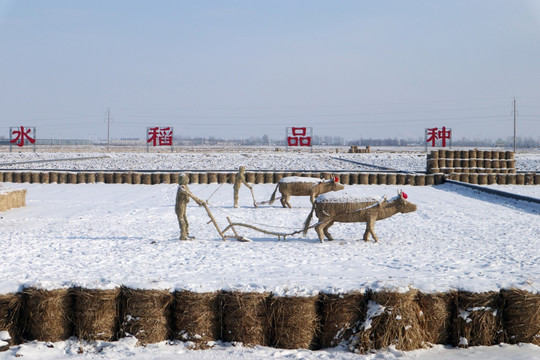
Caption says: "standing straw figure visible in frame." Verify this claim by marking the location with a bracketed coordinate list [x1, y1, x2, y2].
[175, 174, 193, 240]
[233, 166, 257, 208]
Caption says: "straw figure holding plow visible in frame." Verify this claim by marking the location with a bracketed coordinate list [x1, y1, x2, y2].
[233, 166, 257, 208]
[175, 174, 227, 241]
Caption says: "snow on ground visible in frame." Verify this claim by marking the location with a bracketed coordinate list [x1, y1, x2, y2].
[0, 148, 539, 359]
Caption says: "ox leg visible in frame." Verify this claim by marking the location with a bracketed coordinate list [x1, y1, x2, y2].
[363, 216, 378, 242]
[280, 195, 292, 208]
[315, 221, 330, 243]
[323, 221, 335, 241]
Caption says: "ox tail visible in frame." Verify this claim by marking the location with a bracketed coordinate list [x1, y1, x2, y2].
[269, 183, 279, 205]
[303, 203, 316, 236]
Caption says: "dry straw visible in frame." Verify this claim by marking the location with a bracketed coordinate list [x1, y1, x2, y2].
[453, 291, 504, 348]
[417, 291, 456, 345]
[501, 289, 540, 345]
[22, 288, 73, 342]
[0, 293, 20, 344]
[221, 291, 270, 346]
[173, 291, 220, 348]
[353, 290, 426, 353]
[71, 288, 120, 341]
[318, 292, 365, 349]
[269, 295, 318, 349]
[120, 288, 173, 344]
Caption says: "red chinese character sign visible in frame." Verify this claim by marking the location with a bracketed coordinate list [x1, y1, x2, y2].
[147, 126, 174, 152]
[425, 126, 452, 150]
[9, 126, 36, 152]
[286, 127, 312, 148]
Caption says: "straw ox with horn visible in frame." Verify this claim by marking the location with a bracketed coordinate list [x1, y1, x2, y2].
[269, 176, 345, 208]
[303, 190, 417, 243]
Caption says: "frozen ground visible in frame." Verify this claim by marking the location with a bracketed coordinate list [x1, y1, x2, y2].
[0, 148, 539, 359]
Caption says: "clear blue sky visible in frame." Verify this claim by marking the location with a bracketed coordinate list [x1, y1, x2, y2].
[1, 0, 539, 142]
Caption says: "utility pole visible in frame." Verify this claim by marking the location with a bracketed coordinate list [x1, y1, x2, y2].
[107, 108, 110, 150]
[513, 98, 517, 153]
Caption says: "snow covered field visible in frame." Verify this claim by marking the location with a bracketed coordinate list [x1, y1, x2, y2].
[0, 148, 539, 359]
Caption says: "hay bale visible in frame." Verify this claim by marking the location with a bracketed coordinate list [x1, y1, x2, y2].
[524, 173, 534, 185]
[349, 173, 358, 185]
[444, 159, 454, 168]
[78, 173, 88, 184]
[469, 149, 477, 159]
[430, 151, 439, 160]
[417, 291, 455, 345]
[206, 172, 217, 184]
[22, 288, 73, 342]
[397, 173, 407, 185]
[438, 149, 446, 158]
[428, 167, 440, 174]
[198, 173, 208, 184]
[507, 174, 517, 185]
[131, 173, 141, 184]
[406, 174, 416, 186]
[160, 173, 171, 184]
[150, 173, 160, 185]
[453, 291, 504, 348]
[12, 172, 22, 183]
[141, 173, 152, 185]
[535, 174, 540, 185]
[438, 159, 445, 168]
[449, 173, 460, 181]
[425, 174, 434, 186]
[169, 173, 180, 184]
[505, 151, 515, 160]
[359, 173, 369, 185]
[319, 292, 365, 349]
[460, 174, 470, 183]
[270, 296, 318, 349]
[415, 174, 426, 186]
[488, 174, 497, 184]
[2, 173, 12, 183]
[377, 173, 387, 185]
[243, 172, 254, 183]
[95, 172, 105, 183]
[476, 150, 484, 159]
[497, 174, 507, 185]
[218, 173, 228, 184]
[120, 288, 173, 344]
[30, 172, 40, 184]
[353, 290, 426, 353]
[72, 288, 119, 341]
[86, 173, 96, 184]
[0, 293, 20, 344]
[103, 173, 113, 184]
[221, 292, 270, 346]
[340, 174, 350, 185]
[501, 289, 540, 345]
[368, 173, 378, 185]
[173, 291, 220, 347]
[255, 172, 265, 184]
[122, 173, 133, 184]
[39, 172, 50, 184]
[469, 173, 478, 185]
[227, 172, 236, 184]
[386, 173, 397, 185]
[427, 159, 438, 171]
[22, 172, 31, 183]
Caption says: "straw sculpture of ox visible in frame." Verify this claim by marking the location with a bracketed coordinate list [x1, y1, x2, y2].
[303, 190, 417, 242]
[269, 176, 345, 208]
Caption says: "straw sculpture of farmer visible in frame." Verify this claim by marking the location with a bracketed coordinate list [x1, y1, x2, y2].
[233, 166, 256, 208]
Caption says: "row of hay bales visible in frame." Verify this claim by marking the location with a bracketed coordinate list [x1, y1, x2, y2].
[0, 171, 447, 186]
[447, 172, 540, 185]
[0, 189, 26, 212]
[427, 149, 517, 174]
[0, 288, 538, 352]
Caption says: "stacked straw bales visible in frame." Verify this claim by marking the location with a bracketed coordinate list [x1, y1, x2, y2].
[120, 288, 173, 345]
[0, 287, 539, 352]
[427, 149, 517, 175]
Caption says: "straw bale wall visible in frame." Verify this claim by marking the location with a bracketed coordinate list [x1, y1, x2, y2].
[1, 169, 538, 187]
[1, 287, 538, 352]
[427, 149, 517, 174]
[0, 189, 26, 212]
